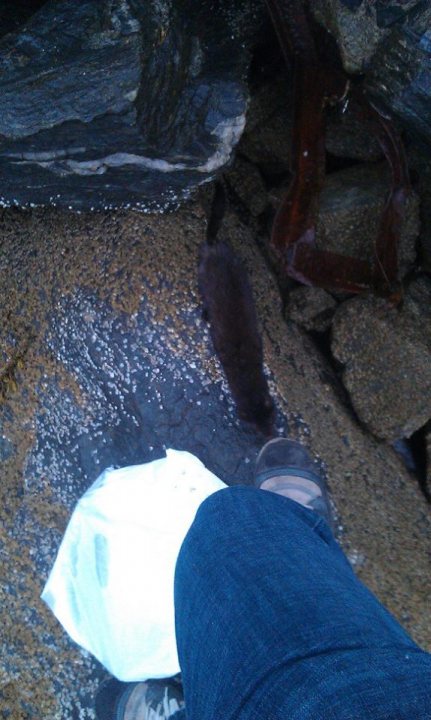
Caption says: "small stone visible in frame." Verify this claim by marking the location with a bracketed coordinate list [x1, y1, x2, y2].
[285, 286, 337, 332]
[331, 295, 431, 441]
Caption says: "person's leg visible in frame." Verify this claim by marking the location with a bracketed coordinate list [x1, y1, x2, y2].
[174, 484, 431, 720]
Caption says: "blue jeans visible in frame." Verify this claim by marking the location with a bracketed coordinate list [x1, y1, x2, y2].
[172, 487, 431, 719]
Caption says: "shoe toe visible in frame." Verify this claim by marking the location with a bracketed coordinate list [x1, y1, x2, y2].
[256, 438, 317, 476]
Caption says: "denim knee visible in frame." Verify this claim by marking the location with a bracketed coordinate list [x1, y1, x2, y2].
[192, 485, 334, 544]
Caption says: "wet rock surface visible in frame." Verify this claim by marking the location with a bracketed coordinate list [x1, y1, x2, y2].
[1, 199, 431, 718]
[331, 294, 431, 441]
[0, 203, 272, 719]
[0, 0, 260, 211]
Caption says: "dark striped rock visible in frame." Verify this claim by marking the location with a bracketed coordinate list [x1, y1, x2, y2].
[0, 0, 262, 212]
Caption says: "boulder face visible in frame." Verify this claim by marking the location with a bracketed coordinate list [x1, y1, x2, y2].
[315, 164, 419, 277]
[0, 0, 261, 211]
[331, 292, 431, 441]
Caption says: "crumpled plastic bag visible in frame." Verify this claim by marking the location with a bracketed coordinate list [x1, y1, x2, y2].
[41, 449, 226, 681]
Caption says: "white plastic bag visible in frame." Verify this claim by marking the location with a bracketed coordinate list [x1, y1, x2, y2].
[41, 449, 226, 681]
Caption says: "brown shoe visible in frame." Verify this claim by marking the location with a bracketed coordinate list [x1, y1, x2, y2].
[255, 438, 333, 528]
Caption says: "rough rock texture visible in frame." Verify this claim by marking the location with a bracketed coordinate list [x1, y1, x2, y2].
[313, 0, 426, 74]
[239, 68, 385, 171]
[1, 200, 431, 717]
[237, 73, 292, 178]
[311, 0, 388, 73]
[315, 163, 419, 275]
[285, 286, 337, 332]
[403, 275, 431, 342]
[366, 5, 431, 145]
[325, 104, 383, 161]
[407, 141, 431, 270]
[225, 156, 268, 217]
[426, 423, 431, 498]
[0, 0, 261, 211]
[331, 294, 431, 441]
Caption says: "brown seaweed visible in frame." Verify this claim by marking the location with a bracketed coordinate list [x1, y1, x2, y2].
[353, 91, 411, 299]
[198, 184, 275, 436]
[265, 0, 410, 301]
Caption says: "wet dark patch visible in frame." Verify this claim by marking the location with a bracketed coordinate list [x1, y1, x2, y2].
[23, 288, 267, 515]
